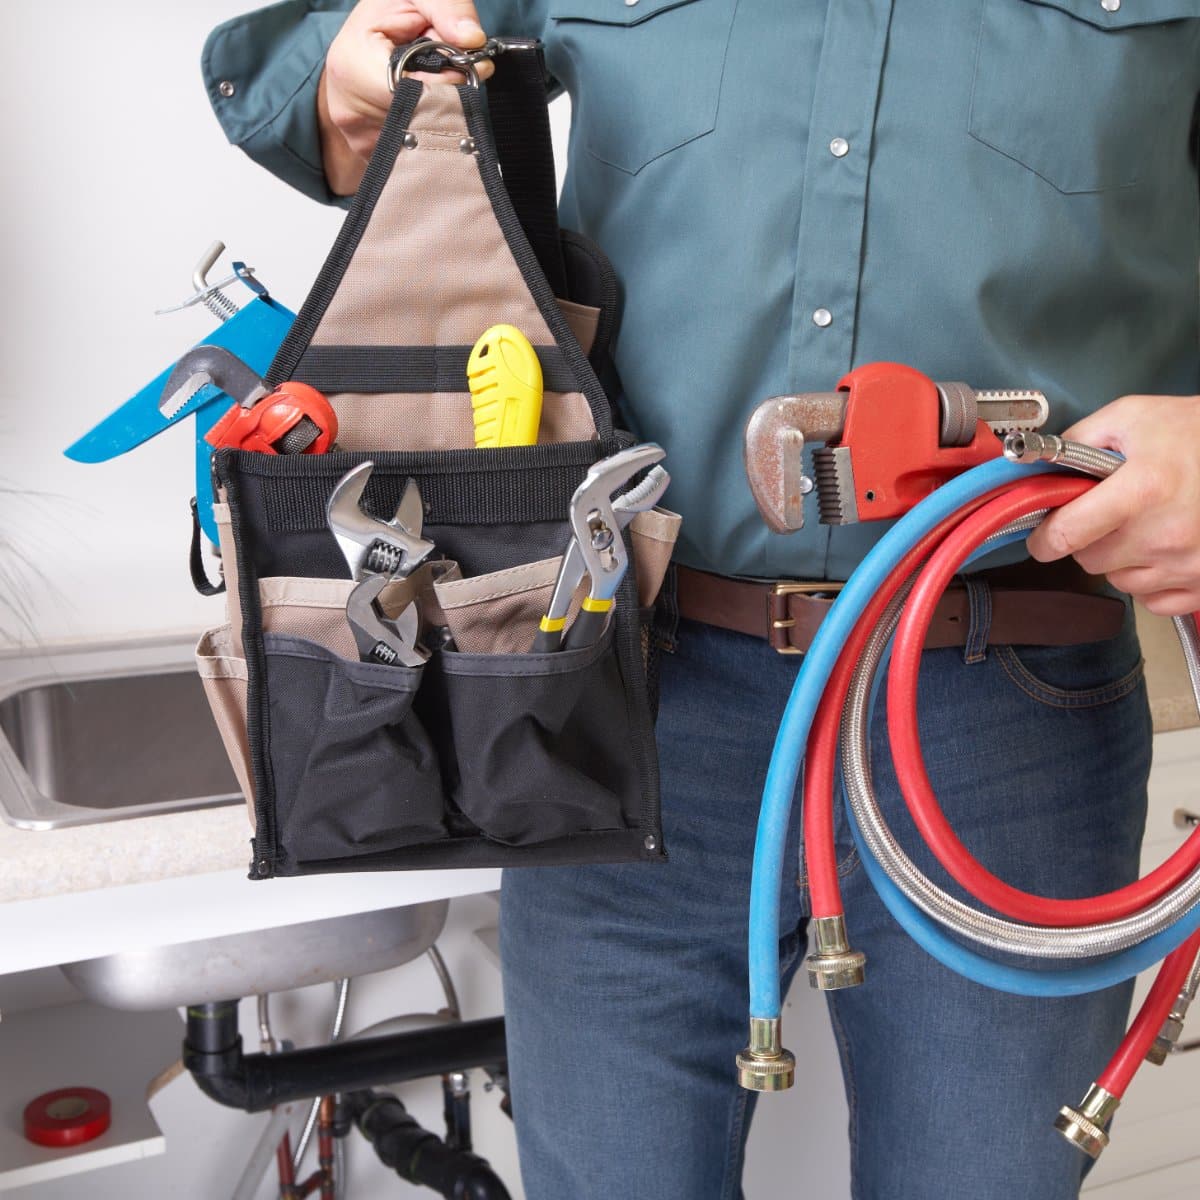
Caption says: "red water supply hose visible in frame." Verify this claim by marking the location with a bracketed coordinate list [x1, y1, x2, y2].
[1101, 929, 1200, 1096]
[886, 475, 1200, 926]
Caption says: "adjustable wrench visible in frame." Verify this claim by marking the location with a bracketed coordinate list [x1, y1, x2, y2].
[327, 461, 439, 665]
[326, 461, 435, 582]
[532, 446, 669, 653]
[743, 362, 1049, 532]
[345, 573, 427, 667]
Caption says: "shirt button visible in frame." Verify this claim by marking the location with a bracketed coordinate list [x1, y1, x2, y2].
[218, 80, 236, 97]
[812, 308, 833, 328]
[829, 137, 850, 158]
[625, 0, 639, 6]
[1101, 0, 1119, 9]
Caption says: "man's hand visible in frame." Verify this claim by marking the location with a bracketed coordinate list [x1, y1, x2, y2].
[318, 0, 490, 196]
[1025, 394, 1200, 617]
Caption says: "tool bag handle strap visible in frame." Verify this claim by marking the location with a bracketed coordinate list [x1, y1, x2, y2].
[400, 40, 567, 298]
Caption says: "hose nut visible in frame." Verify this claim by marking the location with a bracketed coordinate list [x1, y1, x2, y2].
[1054, 1084, 1119, 1159]
[1147, 1010, 1187, 1065]
[1003, 430, 1065, 464]
[805, 916, 867, 991]
[736, 1018, 796, 1092]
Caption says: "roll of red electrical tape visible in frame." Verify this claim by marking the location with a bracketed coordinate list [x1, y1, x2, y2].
[23, 1087, 111, 1147]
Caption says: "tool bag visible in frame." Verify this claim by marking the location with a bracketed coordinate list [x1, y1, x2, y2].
[195, 42, 679, 880]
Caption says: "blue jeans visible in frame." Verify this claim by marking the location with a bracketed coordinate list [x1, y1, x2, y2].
[500, 605, 1152, 1200]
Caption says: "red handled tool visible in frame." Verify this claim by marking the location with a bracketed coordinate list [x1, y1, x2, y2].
[205, 381, 338, 455]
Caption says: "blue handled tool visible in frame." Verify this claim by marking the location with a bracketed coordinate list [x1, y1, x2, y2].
[62, 247, 294, 544]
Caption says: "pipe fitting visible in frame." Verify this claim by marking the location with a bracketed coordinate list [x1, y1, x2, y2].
[1147, 984, 1194, 1065]
[1054, 1083, 1119, 1159]
[805, 916, 867, 991]
[736, 1017, 795, 1092]
[1002, 430, 1065, 464]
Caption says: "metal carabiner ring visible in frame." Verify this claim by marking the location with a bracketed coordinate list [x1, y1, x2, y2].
[388, 40, 481, 93]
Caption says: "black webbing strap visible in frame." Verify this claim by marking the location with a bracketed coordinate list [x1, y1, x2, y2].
[260, 453, 589, 534]
[295, 344, 577, 394]
[189, 497, 226, 596]
[486, 47, 567, 298]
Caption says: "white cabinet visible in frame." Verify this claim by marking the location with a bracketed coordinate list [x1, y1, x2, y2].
[1083, 727, 1200, 1195]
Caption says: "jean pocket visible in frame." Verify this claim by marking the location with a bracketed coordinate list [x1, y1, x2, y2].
[995, 620, 1146, 710]
[968, 0, 1200, 193]
[263, 633, 445, 863]
[434, 626, 641, 845]
[547, 0, 738, 174]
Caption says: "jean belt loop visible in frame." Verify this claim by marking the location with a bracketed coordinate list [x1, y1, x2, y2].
[962, 574, 993, 665]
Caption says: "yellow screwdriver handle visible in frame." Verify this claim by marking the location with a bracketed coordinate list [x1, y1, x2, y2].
[467, 324, 544, 448]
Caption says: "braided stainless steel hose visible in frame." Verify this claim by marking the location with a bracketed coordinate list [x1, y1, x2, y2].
[837, 444, 1200, 959]
[841, 593, 1200, 957]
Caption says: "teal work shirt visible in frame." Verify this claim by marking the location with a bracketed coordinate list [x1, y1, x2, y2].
[204, 1, 1200, 580]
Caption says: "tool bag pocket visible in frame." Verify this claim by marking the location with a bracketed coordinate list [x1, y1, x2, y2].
[262, 634, 445, 863]
[196, 625, 254, 812]
[213, 442, 667, 877]
[430, 627, 640, 845]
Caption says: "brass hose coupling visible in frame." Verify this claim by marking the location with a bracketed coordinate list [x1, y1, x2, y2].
[736, 1018, 796, 1092]
[805, 916, 867, 991]
[1054, 1083, 1119, 1159]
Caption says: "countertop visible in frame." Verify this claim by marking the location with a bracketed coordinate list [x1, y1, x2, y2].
[0, 792, 499, 975]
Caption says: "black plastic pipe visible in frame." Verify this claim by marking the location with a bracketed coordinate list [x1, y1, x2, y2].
[345, 1088, 512, 1200]
[183, 1003, 506, 1113]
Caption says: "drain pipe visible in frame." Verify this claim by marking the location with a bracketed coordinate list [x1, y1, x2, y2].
[183, 1002, 506, 1112]
[344, 1089, 512, 1200]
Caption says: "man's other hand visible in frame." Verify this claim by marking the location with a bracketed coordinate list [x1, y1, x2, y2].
[1026, 394, 1200, 617]
[318, 0, 490, 196]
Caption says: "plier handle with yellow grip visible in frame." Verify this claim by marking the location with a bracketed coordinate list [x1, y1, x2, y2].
[532, 444, 669, 653]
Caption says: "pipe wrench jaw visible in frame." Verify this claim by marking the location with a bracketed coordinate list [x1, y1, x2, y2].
[159, 345, 270, 419]
[744, 363, 1050, 531]
[326, 462, 436, 581]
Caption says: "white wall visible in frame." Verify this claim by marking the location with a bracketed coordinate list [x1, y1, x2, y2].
[0, 1, 345, 650]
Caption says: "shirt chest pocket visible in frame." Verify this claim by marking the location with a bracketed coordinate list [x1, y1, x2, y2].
[547, 0, 738, 175]
[969, 0, 1200, 193]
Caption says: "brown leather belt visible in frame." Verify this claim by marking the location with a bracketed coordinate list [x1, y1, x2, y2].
[675, 560, 1126, 655]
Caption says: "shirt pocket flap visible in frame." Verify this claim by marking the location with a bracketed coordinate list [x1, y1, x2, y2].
[1020, 0, 1200, 27]
[550, 0, 703, 27]
[545, 0, 736, 174]
[970, 0, 1200, 192]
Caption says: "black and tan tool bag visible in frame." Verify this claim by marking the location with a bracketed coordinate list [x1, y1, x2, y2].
[194, 42, 680, 880]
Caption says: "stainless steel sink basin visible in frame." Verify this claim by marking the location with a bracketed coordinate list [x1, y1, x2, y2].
[61, 901, 449, 1009]
[0, 637, 240, 829]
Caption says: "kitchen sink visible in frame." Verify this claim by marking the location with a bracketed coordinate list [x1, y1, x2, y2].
[61, 900, 450, 1009]
[0, 637, 240, 829]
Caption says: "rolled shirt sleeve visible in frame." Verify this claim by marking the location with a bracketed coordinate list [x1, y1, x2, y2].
[202, 0, 545, 207]
[202, 1, 356, 206]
